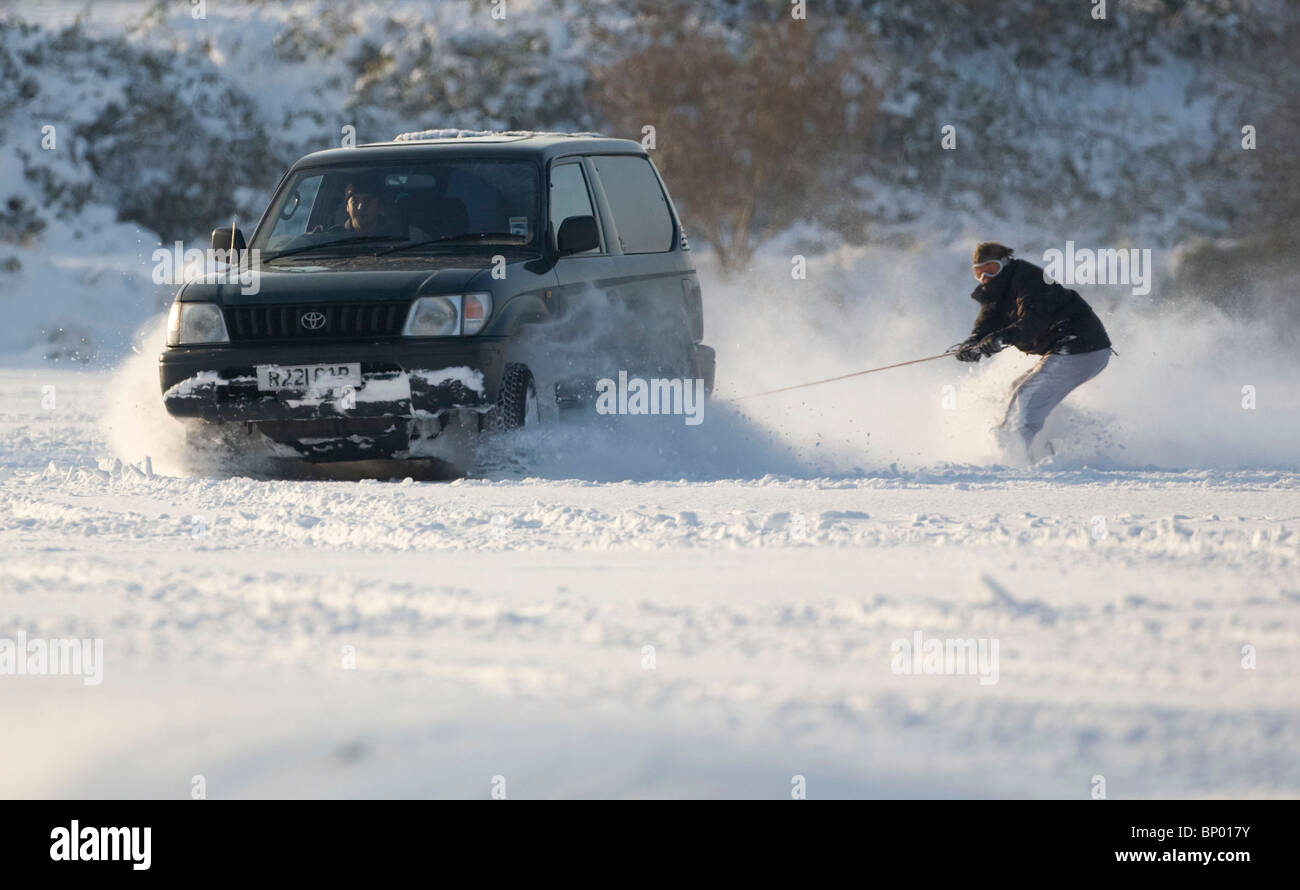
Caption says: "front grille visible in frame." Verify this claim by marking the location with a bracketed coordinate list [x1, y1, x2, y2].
[224, 302, 409, 341]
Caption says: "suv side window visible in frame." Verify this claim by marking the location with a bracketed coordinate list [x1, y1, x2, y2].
[590, 155, 674, 254]
[549, 162, 599, 255]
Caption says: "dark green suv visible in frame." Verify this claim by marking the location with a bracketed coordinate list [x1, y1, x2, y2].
[159, 132, 714, 463]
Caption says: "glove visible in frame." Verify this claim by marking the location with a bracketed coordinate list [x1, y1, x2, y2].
[977, 334, 1007, 356]
[955, 340, 982, 362]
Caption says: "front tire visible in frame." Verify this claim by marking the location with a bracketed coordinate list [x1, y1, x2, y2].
[488, 363, 539, 432]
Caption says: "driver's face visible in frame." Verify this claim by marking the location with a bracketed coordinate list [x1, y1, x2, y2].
[347, 190, 380, 231]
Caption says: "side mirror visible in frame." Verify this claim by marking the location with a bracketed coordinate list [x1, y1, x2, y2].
[211, 227, 247, 259]
[557, 215, 599, 255]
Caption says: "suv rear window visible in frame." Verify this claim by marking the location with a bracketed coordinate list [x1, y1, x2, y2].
[590, 155, 675, 254]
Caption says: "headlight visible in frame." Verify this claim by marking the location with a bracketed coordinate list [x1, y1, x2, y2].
[403, 296, 460, 337]
[167, 302, 229, 346]
[402, 294, 492, 337]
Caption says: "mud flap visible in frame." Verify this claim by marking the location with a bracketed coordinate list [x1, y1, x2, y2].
[692, 344, 716, 395]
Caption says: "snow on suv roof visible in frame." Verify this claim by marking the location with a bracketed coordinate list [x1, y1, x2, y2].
[298, 131, 642, 166]
[390, 129, 604, 143]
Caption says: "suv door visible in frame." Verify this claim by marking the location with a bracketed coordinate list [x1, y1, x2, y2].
[546, 157, 625, 405]
[585, 153, 695, 378]
[550, 158, 615, 288]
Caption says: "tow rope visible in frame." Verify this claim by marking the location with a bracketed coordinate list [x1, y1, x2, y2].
[721, 350, 958, 403]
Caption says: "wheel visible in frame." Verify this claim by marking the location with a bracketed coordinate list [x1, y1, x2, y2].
[488, 363, 540, 432]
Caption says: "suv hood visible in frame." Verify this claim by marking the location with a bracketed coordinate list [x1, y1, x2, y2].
[180, 264, 488, 305]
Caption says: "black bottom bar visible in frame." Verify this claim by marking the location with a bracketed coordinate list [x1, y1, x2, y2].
[0, 802, 1280, 876]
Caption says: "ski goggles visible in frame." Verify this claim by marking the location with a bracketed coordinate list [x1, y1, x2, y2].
[972, 257, 1009, 280]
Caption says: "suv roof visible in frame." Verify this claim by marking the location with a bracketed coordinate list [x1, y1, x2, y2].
[292, 132, 646, 168]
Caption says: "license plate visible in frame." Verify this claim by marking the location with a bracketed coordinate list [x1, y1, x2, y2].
[255, 362, 361, 392]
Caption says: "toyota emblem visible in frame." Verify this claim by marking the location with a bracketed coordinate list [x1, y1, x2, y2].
[300, 311, 327, 330]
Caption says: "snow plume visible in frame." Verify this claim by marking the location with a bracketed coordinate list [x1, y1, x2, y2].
[700, 245, 1010, 473]
[95, 250, 1300, 482]
[480, 286, 813, 481]
[702, 243, 1300, 472]
[99, 315, 284, 479]
[99, 316, 192, 477]
[95, 295, 809, 483]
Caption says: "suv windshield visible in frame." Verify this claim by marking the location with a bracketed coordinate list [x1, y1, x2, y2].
[252, 159, 542, 259]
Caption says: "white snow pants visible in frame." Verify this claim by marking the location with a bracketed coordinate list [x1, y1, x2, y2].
[997, 348, 1110, 460]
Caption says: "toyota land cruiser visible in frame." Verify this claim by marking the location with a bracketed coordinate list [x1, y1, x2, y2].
[158, 131, 715, 466]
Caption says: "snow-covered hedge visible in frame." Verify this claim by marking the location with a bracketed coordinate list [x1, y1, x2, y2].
[0, 0, 1292, 361]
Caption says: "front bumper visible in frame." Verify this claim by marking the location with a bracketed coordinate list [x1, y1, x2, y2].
[160, 339, 506, 458]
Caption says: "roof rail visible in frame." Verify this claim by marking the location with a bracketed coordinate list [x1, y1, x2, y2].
[392, 129, 605, 143]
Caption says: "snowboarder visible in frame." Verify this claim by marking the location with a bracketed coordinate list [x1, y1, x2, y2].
[956, 242, 1113, 462]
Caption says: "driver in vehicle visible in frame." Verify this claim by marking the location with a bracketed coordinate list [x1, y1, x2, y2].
[318, 175, 428, 241]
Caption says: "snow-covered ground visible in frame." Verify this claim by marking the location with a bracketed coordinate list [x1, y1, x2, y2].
[3, 368, 1297, 798]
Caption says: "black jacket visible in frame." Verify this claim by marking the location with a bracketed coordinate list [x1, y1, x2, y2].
[967, 258, 1111, 355]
